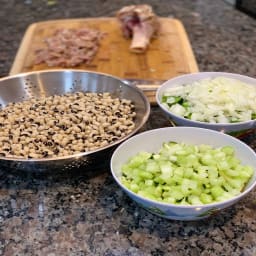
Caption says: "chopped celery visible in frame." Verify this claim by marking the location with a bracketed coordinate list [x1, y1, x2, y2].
[211, 186, 225, 199]
[130, 183, 140, 193]
[127, 151, 152, 167]
[183, 167, 194, 179]
[221, 146, 235, 156]
[145, 159, 160, 173]
[138, 171, 153, 179]
[120, 142, 254, 205]
[239, 165, 253, 179]
[200, 193, 213, 204]
[188, 195, 203, 205]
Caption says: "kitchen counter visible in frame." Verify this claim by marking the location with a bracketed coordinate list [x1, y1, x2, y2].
[0, 0, 256, 255]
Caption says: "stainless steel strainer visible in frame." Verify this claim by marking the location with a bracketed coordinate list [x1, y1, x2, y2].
[0, 70, 150, 172]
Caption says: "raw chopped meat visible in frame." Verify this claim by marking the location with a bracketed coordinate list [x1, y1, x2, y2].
[34, 27, 105, 67]
[116, 4, 159, 53]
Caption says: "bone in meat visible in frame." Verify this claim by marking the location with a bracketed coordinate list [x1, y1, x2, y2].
[116, 4, 159, 53]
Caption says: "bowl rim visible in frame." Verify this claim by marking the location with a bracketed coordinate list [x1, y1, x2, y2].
[110, 126, 256, 209]
[0, 69, 151, 162]
[155, 71, 256, 127]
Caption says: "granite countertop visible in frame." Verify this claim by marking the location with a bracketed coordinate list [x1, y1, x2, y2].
[0, 0, 256, 255]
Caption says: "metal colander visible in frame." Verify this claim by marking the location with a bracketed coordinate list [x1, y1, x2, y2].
[0, 70, 150, 172]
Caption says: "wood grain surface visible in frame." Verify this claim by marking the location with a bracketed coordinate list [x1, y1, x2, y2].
[10, 18, 199, 104]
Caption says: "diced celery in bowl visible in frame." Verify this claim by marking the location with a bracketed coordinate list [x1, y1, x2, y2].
[110, 127, 256, 221]
[156, 72, 256, 135]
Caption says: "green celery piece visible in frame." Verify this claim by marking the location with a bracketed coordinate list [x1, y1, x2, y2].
[224, 168, 240, 177]
[162, 190, 172, 198]
[176, 155, 191, 167]
[122, 166, 140, 179]
[169, 188, 184, 201]
[128, 151, 152, 167]
[183, 167, 194, 179]
[133, 174, 144, 184]
[217, 160, 230, 171]
[239, 165, 253, 179]
[197, 168, 209, 180]
[144, 179, 154, 187]
[148, 186, 160, 197]
[213, 150, 226, 161]
[161, 185, 172, 191]
[130, 183, 140, 193]
[155, 185, 164, 196]
[222, 182, 240, 196]
[198, 144, 213, 153]
[121, 177, 132, 190]
[200, 153, 215, 166]
[188, 195, 203, 205]
[137, 190, 156, 200]
[221, 146, 235, 156]
[161, 95, 169, 103]
[208, 166, 218, 179]
[173, 167, 184, 178]
[227, 156, 241, 168]
[138, 171, 153, 179]
[160, 142, 180, 155]
[230, 118, 240, 123]
[226, 177, 244, 189]
[178, 197, 191, 205]
[175, 148, 188, 156]
[171, 175, 183, 185]
[167, 96, 182, 104]
[152, 154, 161, 160]
[192, 172, 208, 185]
[215, 190, 239, 202]
[209, 176, 225, 187]
[121, 164, 131, 173]
[168, 155, 178, 162]
[200, 193, 213, 204]
[166, 96, 183, 104]
[203, 188, 211, 194]
[221, 182, 236, 193]
[159, 162, 173, 177]
[181, 178, 198, 196]
[139, 185, 163, 199]
[154, 176, 166, 185]
[211, 186, 225, 199]
[162, 95, 182, 106]
[145, 159, 160, 173]
[182, 101, 190, 108]
[163, 197, 176, 204]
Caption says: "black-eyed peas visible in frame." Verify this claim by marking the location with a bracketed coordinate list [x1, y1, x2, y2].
[0, 92, 136, 159]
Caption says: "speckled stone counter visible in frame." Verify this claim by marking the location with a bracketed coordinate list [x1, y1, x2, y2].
[0, 1, 256, 255]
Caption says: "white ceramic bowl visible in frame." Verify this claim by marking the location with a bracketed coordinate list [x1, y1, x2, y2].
[156, 72, 256, 134]
[110, 127, 256, 220]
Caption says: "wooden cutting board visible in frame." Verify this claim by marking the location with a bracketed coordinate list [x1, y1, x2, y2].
[10, 17, 198, 104]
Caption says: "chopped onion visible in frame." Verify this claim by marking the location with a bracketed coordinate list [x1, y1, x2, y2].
[161, 77, 256, 123]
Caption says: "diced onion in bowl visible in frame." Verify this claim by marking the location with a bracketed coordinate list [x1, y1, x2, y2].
[161, 77, 256, 123]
